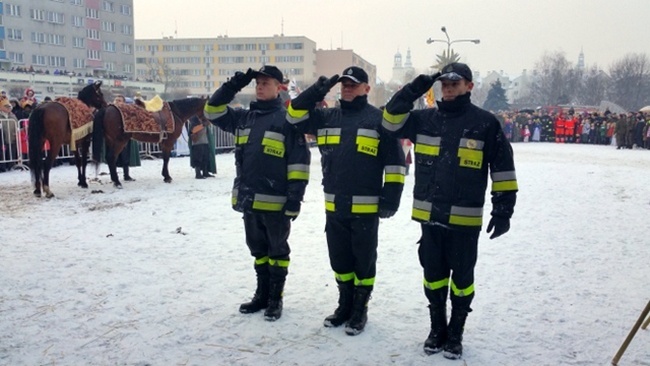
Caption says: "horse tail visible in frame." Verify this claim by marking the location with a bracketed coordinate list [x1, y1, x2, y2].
[28, 107, 46, 183]
[92, 107, 106, 168]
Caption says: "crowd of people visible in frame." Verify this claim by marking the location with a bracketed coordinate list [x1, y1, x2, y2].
[498, 109, 650, 149]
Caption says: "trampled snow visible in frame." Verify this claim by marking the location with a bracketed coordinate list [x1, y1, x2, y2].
[1, 143, 648, 365]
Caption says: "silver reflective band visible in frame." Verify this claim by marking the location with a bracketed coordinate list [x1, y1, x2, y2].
[385, 165, 406, 174]
[254, 194, 287, 204]
[459, 138, 484, 149]
[264, 131, 285, 142]
[352, 196, 379, 204]
[491, 171, 517, 181]
[416, 135, 441, 146]
[318, 128, 342, 136]
[324, 193, 335, 201]
[413, 199, 432, 211]
[357, 128, 379, 138]
[439, 72, 464, 81]
[450, 206, 483, 216]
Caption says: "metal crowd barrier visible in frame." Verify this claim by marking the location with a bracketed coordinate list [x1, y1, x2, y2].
[0, 118, 236, 173]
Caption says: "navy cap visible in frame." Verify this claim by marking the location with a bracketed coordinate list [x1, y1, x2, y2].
[252, 65, 284, 84]
[439, 62, 473, 82]
[339, 66, 369, 84]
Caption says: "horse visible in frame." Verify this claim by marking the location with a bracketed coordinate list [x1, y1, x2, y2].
[28, 81, 107, 198]
[92, 97, 208, 188]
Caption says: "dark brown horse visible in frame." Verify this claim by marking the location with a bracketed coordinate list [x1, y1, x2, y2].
[92, 97, 208, 188]
[28, 81, 107, 198]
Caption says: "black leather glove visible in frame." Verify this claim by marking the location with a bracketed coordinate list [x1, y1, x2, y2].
[229, 68, 254, 91]
[486, 216, 510, 239]
[378, 208, 396, 219]
[314, 74, 339, 99]
[283, 200, 301, 221]
[409, 72, 440, 96]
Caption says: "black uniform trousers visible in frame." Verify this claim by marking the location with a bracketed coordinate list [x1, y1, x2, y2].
[418, 223, 479, 312]
[325, 215, 379, 287]
[243, 212, 291, 281]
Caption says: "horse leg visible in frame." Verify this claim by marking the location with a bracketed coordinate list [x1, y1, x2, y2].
[106, 150, 122, 189]
[43, 143, 62, 198]
[77, 138, 91, 188]
[162, 148, 172, 183]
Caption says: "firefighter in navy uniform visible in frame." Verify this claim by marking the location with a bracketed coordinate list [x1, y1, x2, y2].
[382, 62, 518, 359]
[204, 65, 311, 321]
[287, 66, 405, 335]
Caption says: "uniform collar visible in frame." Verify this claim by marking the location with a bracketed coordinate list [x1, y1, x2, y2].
[339, 95, 368, 111]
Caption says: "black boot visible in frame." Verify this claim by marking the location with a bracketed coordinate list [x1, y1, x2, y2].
[424, 304, 448, 354]
[239, 267, 269, 314]
[264, 279, 285, 321]
[443, 309, 468, 360]
[344, 286, 372, 336]
[324, 281, 354, 327]
[195, 168, 205, 179]
[123, 166, 135, 181]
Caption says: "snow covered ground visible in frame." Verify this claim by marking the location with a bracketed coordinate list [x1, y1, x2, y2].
[1, 143, 649, 365]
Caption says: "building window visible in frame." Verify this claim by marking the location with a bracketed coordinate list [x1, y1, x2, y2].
[72, 37, 85, 48]
[31, 32, 46, 44]
[104, 62, 115, 72]
[32, 55, 47, 66]
[30, 9, 46, 21]
[46, 11, 65, 24]
[87, 49, 100, 60]
[123, 64, 132, 73]
[9, 52, 25, 64]
[121, 24, 133, 35]
[71, 0, 83, 5]
[101, 21, 116, 32]
[48, 56, 66, 67]
[7, 29, 23, 41]
[102, 1, 114, 12]
[102, 41, 116, 52]
[86, 8, 99, 19]
[6, 4, 22, 17]
[86, 29, 100, 40]
[122, 43, 132, 54]
[73, 58, 85, 68]
[72, 16, 84, 27]
[120, 4, 132, 15]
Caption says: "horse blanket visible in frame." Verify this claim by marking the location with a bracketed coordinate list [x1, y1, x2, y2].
[55, 97, 94, 150]
[116, 103, 175, 141]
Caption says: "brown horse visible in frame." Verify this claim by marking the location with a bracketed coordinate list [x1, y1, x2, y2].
[92, 97, 208, 188]
[28, 81, 107, 198]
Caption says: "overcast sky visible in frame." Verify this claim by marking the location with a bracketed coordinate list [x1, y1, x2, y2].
[133, 0, 650, 81]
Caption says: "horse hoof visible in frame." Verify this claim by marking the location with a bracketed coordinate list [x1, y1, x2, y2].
[46, 193, 55, 198]
[78, 183, 89, 188]
[164, 178, 172, 183]
[33, 191, 42, 198]
[114, 183, 123, 189]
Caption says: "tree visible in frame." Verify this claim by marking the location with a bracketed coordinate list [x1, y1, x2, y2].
[529, 51, 581, 106]
[608, 53, 650, 111]
[431, 49, 461, 71]
[578, 65, 609, 106]
[482, 79, 510, 112]
[141, 57, 185, 98]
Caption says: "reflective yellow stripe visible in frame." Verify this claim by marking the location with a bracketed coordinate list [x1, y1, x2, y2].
[458, 148, 483, 169]
[356, 135, 380, 147]
[335, 272, 355, 282]
[255, 256, 269, 265]
[412, 208, 431, 221]
[231, 189, 238, 206]
[414, 144, 440, 156]
[252, 194, 286, 212]
[287, 164, 309, 181]
[204, 104, 226, 113]
[382, 110, 409, 132]
[385, 173, 405, 183]
[269, 258, 290, 268]
[351, 203, 379, 214]
[236, 135, 249, 144]
[385, 165, 406, 183]
[287, 105, 309, 124]
[325, 201, 335, 212]
[450, 279, 474, 297]
[262, 137, 285, 150]
[449, 215, 482, 226]
[492, 180, 518, 192]
[423, 277, 449, 291]
[355, 276, 375, 286]
[317, 135, 341, 145]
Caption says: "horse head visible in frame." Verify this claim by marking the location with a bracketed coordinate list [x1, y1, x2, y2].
[169, 97, 209, 124]
[78, 80, 108, 109]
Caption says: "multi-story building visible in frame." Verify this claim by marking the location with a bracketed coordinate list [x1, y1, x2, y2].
[135, 35, 318, 102]
[0, 0, 142, 99]
[314, 48, 378, 106]
[2, 0, 135, 78]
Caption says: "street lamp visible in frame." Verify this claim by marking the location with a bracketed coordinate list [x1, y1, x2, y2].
[426, 26, 480, 56]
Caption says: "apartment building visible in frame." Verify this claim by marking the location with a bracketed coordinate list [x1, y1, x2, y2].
[135, 35, 318, 99]
[1, 0, 136, 78]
